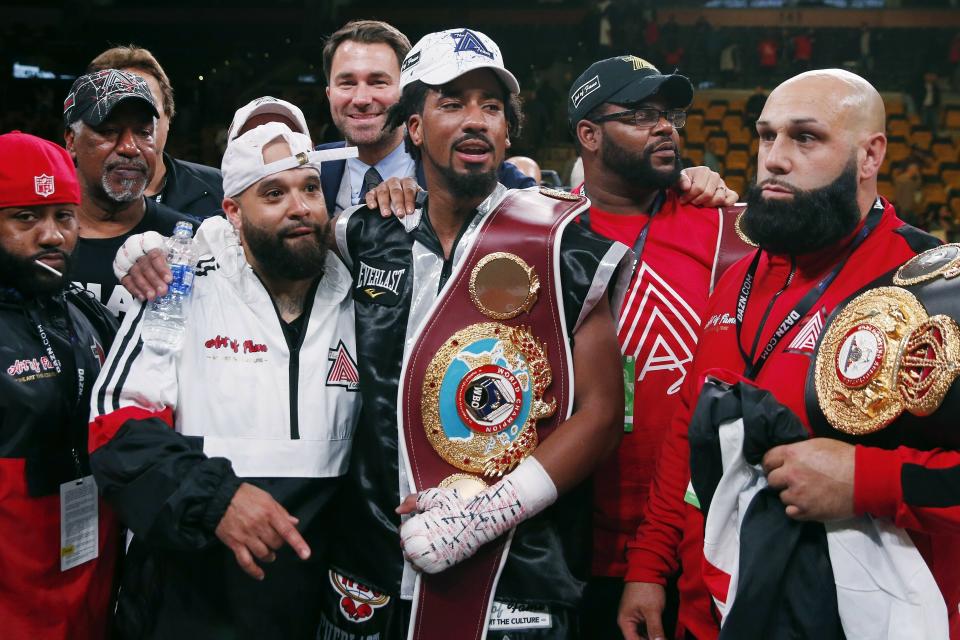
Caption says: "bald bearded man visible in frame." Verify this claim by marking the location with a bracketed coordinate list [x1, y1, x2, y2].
[618, 69, 942, 640]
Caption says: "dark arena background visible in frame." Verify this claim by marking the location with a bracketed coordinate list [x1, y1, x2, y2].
[3, 0, 960, 234]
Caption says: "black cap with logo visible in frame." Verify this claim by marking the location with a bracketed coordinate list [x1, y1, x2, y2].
[63, 68, 159, 128]
[567, 55, 694, 126]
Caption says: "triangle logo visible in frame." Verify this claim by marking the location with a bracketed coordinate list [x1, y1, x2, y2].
[326, 340, 359, 391]
[785, 308, 825, 353]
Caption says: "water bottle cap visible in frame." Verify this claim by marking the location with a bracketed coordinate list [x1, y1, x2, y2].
[173, 221, 194, 236]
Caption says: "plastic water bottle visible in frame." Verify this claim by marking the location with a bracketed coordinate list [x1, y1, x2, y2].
[142, 221, 196, 349]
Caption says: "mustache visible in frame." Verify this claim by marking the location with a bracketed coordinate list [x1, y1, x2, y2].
[279, 220, 325, 237]
[31, 249, 69, 261]
[451, 133, 493, 150]
[105, 158, 148, 173]
[756, 177, 800, 194]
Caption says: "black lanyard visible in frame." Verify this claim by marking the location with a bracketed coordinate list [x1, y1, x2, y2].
[27, 300, 89, 477]
[736, 202, 884, 380]
[577, 187, 665, 271]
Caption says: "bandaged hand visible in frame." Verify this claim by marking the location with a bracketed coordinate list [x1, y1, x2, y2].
[398, 457, 557, 574]
[113, 230, 167, 282]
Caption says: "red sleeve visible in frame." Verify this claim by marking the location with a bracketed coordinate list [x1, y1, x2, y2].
[624, 367, 698, 584]
[855, 444, 960, 535]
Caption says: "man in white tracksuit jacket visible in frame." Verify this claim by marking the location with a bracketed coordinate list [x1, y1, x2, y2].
[88, 122, 360, 639]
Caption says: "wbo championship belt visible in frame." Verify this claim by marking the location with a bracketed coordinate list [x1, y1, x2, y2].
[399, 187, 587, 640]
[810, 244, 960, 442]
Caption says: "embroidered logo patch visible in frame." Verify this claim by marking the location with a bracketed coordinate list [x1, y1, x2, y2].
[451, 29, 494, 59]
[571, 75, 601, 109]
[329, 570, 389, 623]
[785, 308, 825, 354]
[353, 259, 407, 306]
[34, 174, 55, 198]
[401, 51, 421, 72]
[326, 341, 359, 392]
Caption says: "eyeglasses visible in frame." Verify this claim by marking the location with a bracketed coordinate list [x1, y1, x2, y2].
[590, 108, 687, 129]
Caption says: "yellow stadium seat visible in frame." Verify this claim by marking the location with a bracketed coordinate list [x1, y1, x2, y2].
[887, 139, 911, 163]
[911, 128, 933, 150]
[685, 148, 704, 167]
[706, 105, 726, 121]
[924, 183, 948, 206]
[945, 108, 960, 130]
[888, 118, 909, 138]
[878, 180, 895, 201]
[933, 140, 958, 162]
[942, 163, 960, 188]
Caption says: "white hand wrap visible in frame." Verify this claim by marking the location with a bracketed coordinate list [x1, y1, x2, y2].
[400, 457, 558, 574]
[113, 231, 167, 281]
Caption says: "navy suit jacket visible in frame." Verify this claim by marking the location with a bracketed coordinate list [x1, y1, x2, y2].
[315, 141, 537, 216]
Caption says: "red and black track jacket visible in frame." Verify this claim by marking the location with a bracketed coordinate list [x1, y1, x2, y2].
[0, 286, 118, 640]
[625, 200, 950, 638]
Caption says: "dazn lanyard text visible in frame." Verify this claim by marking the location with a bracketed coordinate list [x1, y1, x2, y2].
[736, 201, 883, 380]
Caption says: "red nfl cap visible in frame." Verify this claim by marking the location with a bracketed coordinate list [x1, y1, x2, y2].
[0, 131, 81, 208]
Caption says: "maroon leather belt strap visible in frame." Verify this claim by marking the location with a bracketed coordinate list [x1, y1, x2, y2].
[400, 189, 587, 640]
[713, 203, 752, 293]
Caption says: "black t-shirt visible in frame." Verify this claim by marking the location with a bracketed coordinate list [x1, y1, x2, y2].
[71, 198, 197, 321]
[328, 192, 621, 607]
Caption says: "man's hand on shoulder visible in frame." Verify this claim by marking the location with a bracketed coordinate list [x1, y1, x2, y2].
[215, 482, 311, 580]
[114, 231, 172, 301]
[121, 248, 172, 301]
[364, 176, 421, 218]
[677, 166, 738, 207]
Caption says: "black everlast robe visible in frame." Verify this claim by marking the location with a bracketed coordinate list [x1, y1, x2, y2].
[328, 186, 624, 610]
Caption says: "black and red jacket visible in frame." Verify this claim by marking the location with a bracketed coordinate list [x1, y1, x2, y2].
[0, 285, 118, 640]
[625, 200, 951, 638]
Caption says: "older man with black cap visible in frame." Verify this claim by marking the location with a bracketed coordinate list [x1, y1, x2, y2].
[0, 131, 119, 640]
[566, 56, 751, 639]
[64, 68, 196, 320]
[89, 121, 360, 639]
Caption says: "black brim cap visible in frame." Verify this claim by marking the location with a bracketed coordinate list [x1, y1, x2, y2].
[63, 68, 159, 128]
[568, 56, 694, 126]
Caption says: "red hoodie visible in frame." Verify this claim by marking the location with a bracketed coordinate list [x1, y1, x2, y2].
[625, 199, 960, 638]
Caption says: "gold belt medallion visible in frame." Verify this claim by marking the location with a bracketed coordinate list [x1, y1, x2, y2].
[814, 286, 960, 434]
[893, 244, 960, 286]
[422, 323, 556, 477]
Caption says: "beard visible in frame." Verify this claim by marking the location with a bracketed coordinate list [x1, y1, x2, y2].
[242, 216, 328, 281]
[601, 133, 682, 189]
[435, 164, 498, 200]
[742, 161, 862, 255]
[423, 132, 499, 200]
[0, 245, 71, 295]
[100, 157, 149, 204]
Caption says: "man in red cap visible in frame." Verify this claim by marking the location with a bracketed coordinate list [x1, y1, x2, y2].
[0, 131, 119, 639]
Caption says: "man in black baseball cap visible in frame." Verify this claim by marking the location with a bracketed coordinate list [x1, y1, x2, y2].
[63, 69, 195, 321]
[566, 55, 752, 640]
[568, 55, 693, 127]
[63, 68, 159, 128]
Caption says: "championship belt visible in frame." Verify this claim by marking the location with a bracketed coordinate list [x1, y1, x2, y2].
[400, 187, 587, 640]
[809, 244, 960, 440]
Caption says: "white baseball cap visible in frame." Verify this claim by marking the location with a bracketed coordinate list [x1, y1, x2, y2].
[226, 96, 310, 142]
[399, 28, 519, 95]
[221, 121, 357, 197]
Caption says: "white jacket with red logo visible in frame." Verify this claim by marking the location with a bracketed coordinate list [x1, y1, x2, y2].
[87, 215, 360, 638]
